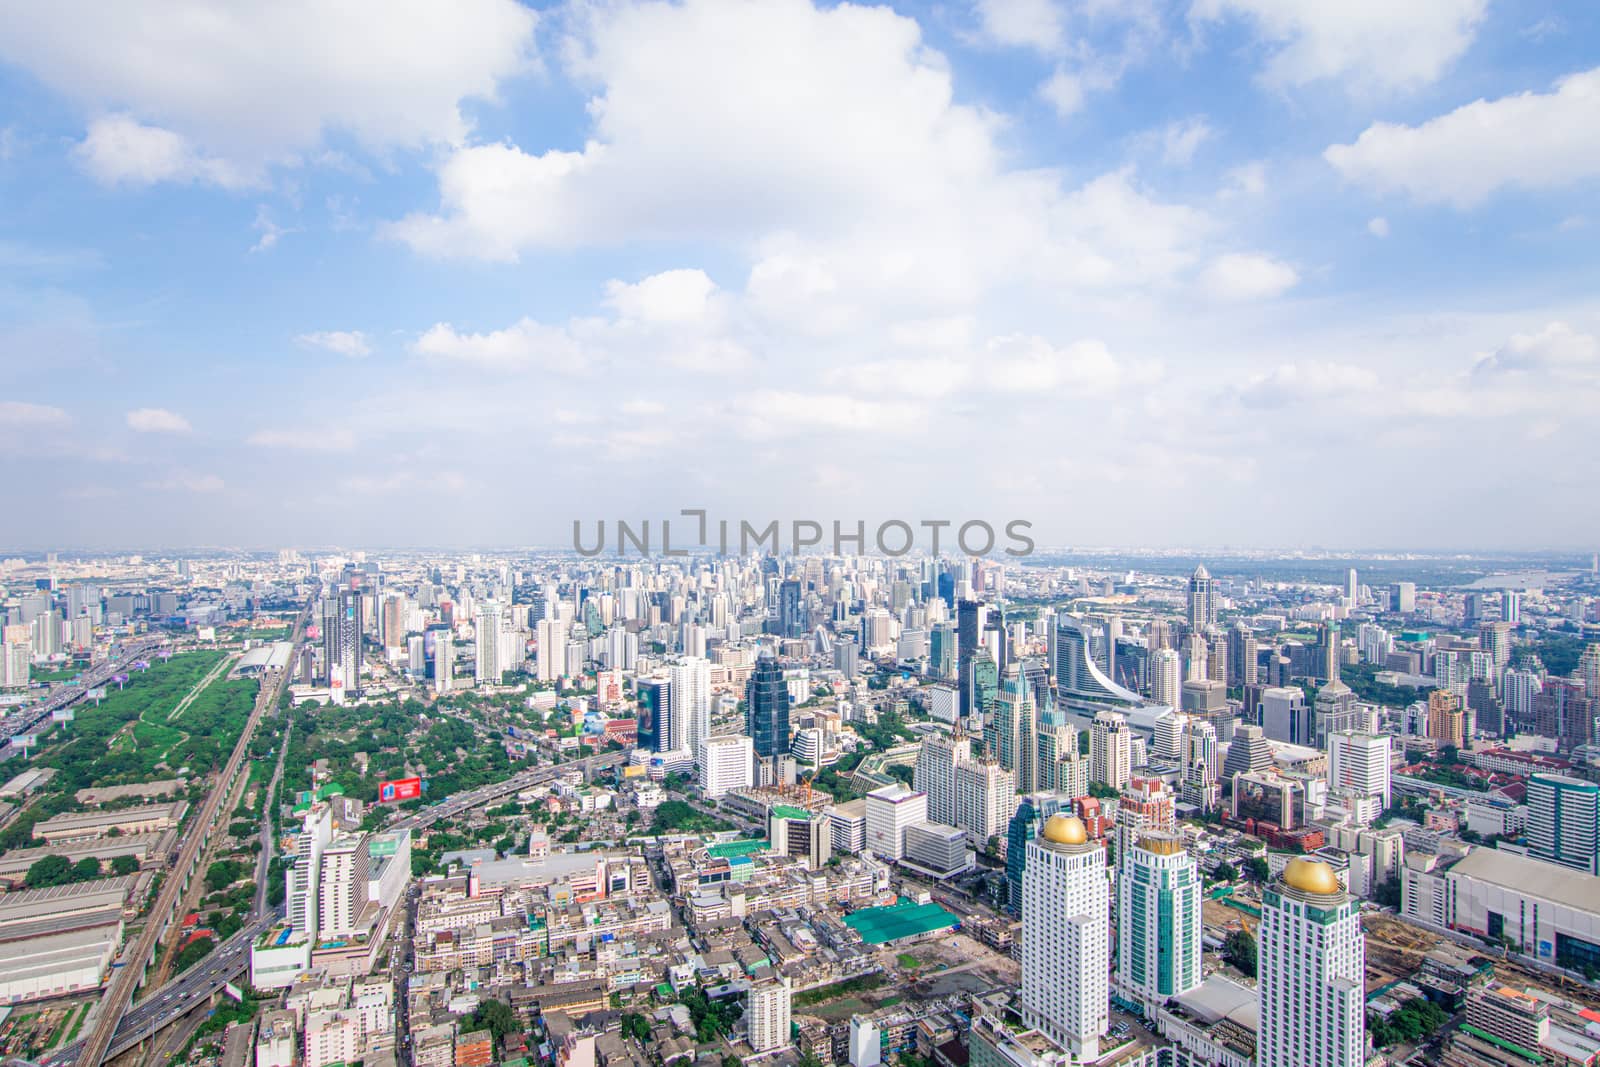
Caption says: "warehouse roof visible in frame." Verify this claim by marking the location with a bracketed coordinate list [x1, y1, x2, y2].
[1449, 848, 1600, 915]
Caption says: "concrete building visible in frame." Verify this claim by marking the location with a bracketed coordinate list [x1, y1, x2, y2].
[1117, 830, 1202, 1017]
[1326, 731, 1392, 811]
[699, 735, 754, 799]
[1089, 710, 1130, 790]
[864, 785, 927, 862]
[748, 979, 793, 1053]
[1020, 815, 1108, 1060]
[1525, 773, 1599, 876]
[902, 823, 974, 880]
[1257, 858, 1365, 1067]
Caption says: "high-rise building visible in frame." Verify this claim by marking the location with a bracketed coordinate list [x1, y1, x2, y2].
[1149, 647, 1181, 709]
[1393, 582, 1416, 613]
[1257, 858, 1366, 1067]
[746, 653, 791, 758]
[474, 603, 502, 685]
[928, 622, 956, 680]
[637, 677, 670, 753]
[1116, 831, 1202, 1016]
[957, 599, 984, 717]
[1021, 815, 1108, 1059]
[1345, 568, 1359, 607]
[778, 579, 804, 639]
[1532, 677, 1594, 751]
[863, 785, 927, 861]
[954, 755, 1014, 850]
[1089, 710, 1130, 790]
[914, 731, 971, 827]
[1327, 731, 1392, 810]
[670, 657, 711, 764]
[699, 735, 754, 799]
[1227, 623, 1259, 688]
[1427, 689, 1467, 749]
[432, 632, 453, 694]
[1115, 777, 1175, 857]
[536, 618, 568, 682]
[1187, 564, 1217, 630]
[318, 836, 371, 937]
[1479, 622, 1513, 672]
[991, 665, 1037, 790]
[1525, 773, 1599, 875]
[1260, 686, 1310, 746]
[1223, 724, 1274, 784]
[747, 979, 792, 1053]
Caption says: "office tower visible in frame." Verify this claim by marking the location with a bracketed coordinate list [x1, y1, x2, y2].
[991, 665, 1037, 789]
[834, 639, 860, 679]
[1345, 568, 1358, 607]
[1181, 719, 1219, 811]
[957, 599, 984, 716]
[1115, 777, 1175, 857]
[1427, 689, 1467, 748]
[747, 980, 792, 1053]
[432, 633, 453, 694]
[1504, 667, 1543, 728]
[1502, 590, 1522, 625]
[746, 653, 791, 758]
[1117, 831, 1202, 1016]
[1090, 711, 1130, 790]
[1327, 731, 1392, 810]
[1467, 678, 1505, 738]
[1186, 564, 1217, 630]
[699, 735, 754, 798]
[1034, 723, 1084, 797]
[1004, 795, 1043, 916]
[637, 677, 670, 753]
[286, 805, 334, 938]
[1479, 622, 1513, 672]
[536, 618, 568, 682]
[1149, 647, 1181, 709]
[954, 755, 1014, 850]
[1260, 686, 1310, 745]
[1525, 774, 1599, 875]
[1258, 858, 1365, 1067]
[1393, 582, 1416, 613]
[1021, 815, 1109, 1059]
[474, 603, 501, 684]
[928, 623, 955, 680]
[778, 579, 803, 639]
[318, 836, 371, 937]
[864, 785, 927, 861]
[1580, 644, 1600, 704]
[914, 731, 971, 826]
[670, 657, 711, 763]
[1223, 724, 1274, 784]
[1532, 677, 1594, 751]
[968, 648, 999, 721]
[382, 596, 407, 653]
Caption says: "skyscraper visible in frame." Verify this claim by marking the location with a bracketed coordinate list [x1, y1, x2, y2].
[1327, 731, 1392, 810]
[474, 603, 502, 685]
[1149, 646, 1181, 709]
[957, 599, 984, 717]
[991, 665, 1037, 790]
[1116, 831, 1202, 1016]
[1187, 564, 1216, 630]
[670, 657, 711, 763]
[1021, 815, 1108, 1060]
[746, 653, 791, 758]
[1089, 710, 1130, 790]
[778, 578, 803, 639]
[1258, 858, 1366, 1067]
[637, 677, 669, 753]
[914, 730, 971, 827]
[1525, 773, 1599, 875]
[953, 754, 1014, 851]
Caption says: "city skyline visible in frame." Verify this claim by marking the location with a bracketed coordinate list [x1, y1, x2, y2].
[2, 2, 1599, 548]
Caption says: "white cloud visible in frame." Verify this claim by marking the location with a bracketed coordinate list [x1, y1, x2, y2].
[1157, 116, 1213, 165]
[0, 401, 69, 426]
[1238, 361, 1380, 408]
[1367, 216, 1390, 238]
[125, 407, 191, 433]
[75, 115, 255, 189]
[412, 318, 591, 373]
[735, 390, 920, 437]
[1198, 253, 1299, 300]
[0, 1, 538, 178]
[143, 472, 224, 493]
[247, 428, 357, 452]
[1473, 322, 1597, 379]
[1325, 68, 1600, 208]
[604, 269, 720, 326]
[296, 331, 373, 358]
[1190, 0, 1485, 90]
[1220, 161, 1267, 198]
[621, 399, 667, 416]
[1038, 67, 1089, 117]
[973, 0, 1066, 51]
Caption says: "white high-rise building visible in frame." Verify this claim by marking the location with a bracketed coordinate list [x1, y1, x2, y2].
[1090, 710, 1131, 790]
[864, 784, 927, 861]
[285, 804, 334, 939]
[433, 633, 453, 694]
[474, 603, 502, 685]
[1258, 858, 1366, 1067]
[953, 756, 1015, 850]
[1021, 814, 1108, 1060]
[1117, 831, 1202, 1016]
[914, 731, 971, 826]
[670, 657, 712, 768]
[747, 979, 792, 1053]
[1149, 648, 1182, 711]
[1327, 731, 1392, 810]
[699, 735, 753, 799]
[536, 618, 568, 682]
[318, 836, 370, 937]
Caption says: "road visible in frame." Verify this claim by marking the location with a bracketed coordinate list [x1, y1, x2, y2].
[72, 609, 304, 1067]
[254, 715, 293, 917]
[2, 635, 168, 742]
[389, 750, 626, 832]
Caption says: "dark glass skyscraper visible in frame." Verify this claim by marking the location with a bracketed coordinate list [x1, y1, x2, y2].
[778, 579, 803, 638]
[637, 678, 669, 753]
[746, 653, 791, 757]
[1005, 795, 1042, 915]
[958, 598, 982, 716]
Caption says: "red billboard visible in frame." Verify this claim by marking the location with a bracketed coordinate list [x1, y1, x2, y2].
[378, 777, 423, 803]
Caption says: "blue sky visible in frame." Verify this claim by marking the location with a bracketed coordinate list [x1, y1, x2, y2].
[1, 0, 1597, 551]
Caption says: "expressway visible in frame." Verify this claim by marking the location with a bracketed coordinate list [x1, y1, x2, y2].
[389, 750, 627, 832]
[1, 635, 169, 742]
[72, 608, 305, 1067]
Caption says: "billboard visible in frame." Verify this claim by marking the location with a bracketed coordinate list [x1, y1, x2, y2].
[379, 777, 423, 803]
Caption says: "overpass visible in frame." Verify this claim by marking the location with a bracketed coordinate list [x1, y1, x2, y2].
[72, 607, 305, 1067]
[391, 750, 626, 832]
[2, 635, 168, 744]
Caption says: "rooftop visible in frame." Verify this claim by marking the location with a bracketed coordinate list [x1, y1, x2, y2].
[1450, 848, 1600, 914]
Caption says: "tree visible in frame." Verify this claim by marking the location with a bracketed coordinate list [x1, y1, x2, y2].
[1213, 862, 1238, 883]
[622, 1014, 653, 1042]
[467, 999, 518, 1044]
[111, 854, 140, 876]
[25, 854, 74, 888]
[1245, 857, 1270, 882]
[1224, 929, 1257, 978]
[72, 856, 102, 881]
[1372, 878, 1402, 909]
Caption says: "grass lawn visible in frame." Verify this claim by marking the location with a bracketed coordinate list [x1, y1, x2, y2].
[896, 953, 922, 969]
